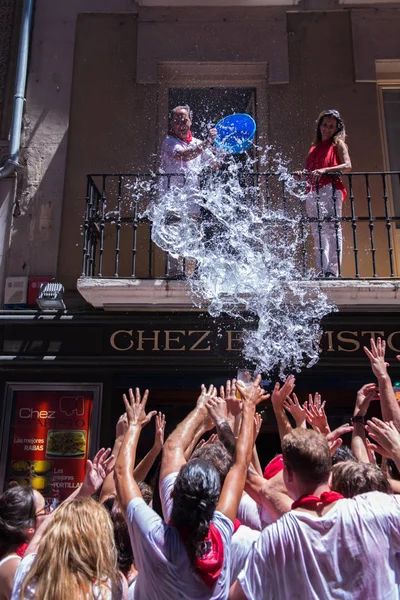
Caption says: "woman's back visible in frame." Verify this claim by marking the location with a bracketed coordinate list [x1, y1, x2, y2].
[126, 497, 233, 600]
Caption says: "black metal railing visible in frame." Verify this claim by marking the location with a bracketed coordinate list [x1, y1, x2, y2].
[81, 171, 400, 280]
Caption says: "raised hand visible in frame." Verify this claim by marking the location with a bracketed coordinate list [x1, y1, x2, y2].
[122, 388, 155, 428]
[220, 379, 242, 417]
[196, 384, 217, 408]
[254, 412, 263, 442]
[83, 447, 114, 494]
[271, 375, 296, 409]
[154, 412, 166, 451]
[366, 418, 400, 458]
[115, 412, 129, 440]
[283, 393, 306, 428]
[205, 395, 228, 427]
[194, 433, 218, 452]
[304, 393, 330, 434]
[236, 374, 270, 406]
[363, 337, 390, 380]
[326, 424, 353, 456]
[355, 383, 380, 416]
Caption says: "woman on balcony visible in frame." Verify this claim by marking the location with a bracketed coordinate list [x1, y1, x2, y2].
[302, 109, 352, 278]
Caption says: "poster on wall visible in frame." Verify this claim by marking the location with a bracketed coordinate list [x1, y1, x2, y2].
[0, 384, 102, 503]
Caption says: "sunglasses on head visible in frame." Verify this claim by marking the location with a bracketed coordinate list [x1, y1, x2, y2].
[322, 109, 341, 118]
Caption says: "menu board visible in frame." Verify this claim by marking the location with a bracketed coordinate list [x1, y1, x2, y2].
[4, 391, 93, 502]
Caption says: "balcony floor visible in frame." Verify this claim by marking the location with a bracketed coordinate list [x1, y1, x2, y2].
[77, 277, 400, 312]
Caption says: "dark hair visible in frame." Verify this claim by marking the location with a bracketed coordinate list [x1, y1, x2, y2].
[190, 441, 233, 485]
[138, 481, 153, 506]
[313, 109, 346, 145]
[331, 445, 357, 465]
[331, 461, 390, 498]
[282, 429, 331, 485]
[110, 500, 134, 577]
[0, 486, 36, 557]
[171, 459, 220, 562]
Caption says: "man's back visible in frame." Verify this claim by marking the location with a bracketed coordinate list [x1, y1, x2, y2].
[238, 491, 400, 600]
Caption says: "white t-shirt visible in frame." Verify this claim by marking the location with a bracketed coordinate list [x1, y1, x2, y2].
[11, 553, 119, 600]
[238, 491, 400, 600]
[237, 493, 275, 531]
[160, 135, 215, 216]
[160, 472, 259, 586]
[126, 496, 233, 600]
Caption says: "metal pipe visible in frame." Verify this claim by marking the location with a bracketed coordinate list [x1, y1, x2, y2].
[0, 0, 35, 179]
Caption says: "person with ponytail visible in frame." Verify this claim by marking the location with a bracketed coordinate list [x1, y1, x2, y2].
[114, 379, 268, 600]
[299, 109, 352, 278]
[0, 487, 49, 600]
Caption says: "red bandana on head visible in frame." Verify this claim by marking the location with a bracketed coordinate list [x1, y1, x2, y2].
[171, 521, 224, 589]
[170, 130, 193, 144]
[291, 491, 344, 510]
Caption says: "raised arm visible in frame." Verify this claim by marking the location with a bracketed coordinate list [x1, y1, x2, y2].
[114, 388, 151, 514]
[271, 376, 296, 442]
[244, 468, 292, 522]
[206, 394, 237, 457]
[364, 337, 400, 431]
[216, 375, 269, 523]
[26, 447, 114, 555]
[366, 417, 400, 472]
[351, 383, 379, 463]
[160, 384, 215, 482]
[133, 412, 166, 482]
[303, 393, 330, 435]
[283, 393, 307, 429]
[99, 413, 129, 503]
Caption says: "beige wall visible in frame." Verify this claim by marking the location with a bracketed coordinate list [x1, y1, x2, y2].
[7, 4, 400, 290]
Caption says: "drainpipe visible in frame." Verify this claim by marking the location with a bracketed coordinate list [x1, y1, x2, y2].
[0, 0, 34, 307]
[0, 0, 34, 179]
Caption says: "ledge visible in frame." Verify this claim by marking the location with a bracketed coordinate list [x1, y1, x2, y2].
[77, 277, 400, 312]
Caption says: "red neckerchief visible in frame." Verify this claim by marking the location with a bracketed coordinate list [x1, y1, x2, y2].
[233, 518, 241, 533]
[170, 130, 193, 144]
[173, 521, 224, 589]
[15, 543, 28, 558]
[263, 454, 284, 480]
[292, 491, 344, 510]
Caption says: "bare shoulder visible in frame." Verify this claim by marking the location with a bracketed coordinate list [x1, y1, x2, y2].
[335, 138, 349, 150]
[0, 556, 21, 598]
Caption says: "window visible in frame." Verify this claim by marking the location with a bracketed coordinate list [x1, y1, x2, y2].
[381, 88, 400, 219]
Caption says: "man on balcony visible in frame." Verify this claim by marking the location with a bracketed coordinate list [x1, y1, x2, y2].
[159, 105, 219, 278]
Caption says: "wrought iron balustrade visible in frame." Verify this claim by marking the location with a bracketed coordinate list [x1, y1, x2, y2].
[81, 171, 400, 280]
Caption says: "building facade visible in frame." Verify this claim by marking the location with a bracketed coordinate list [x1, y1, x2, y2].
[1, 0, 400, 490]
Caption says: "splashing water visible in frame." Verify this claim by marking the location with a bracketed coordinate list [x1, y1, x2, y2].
[145, 147, 336, 378]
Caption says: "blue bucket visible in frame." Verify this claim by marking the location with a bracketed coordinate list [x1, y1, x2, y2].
[214, 113, 257, 155]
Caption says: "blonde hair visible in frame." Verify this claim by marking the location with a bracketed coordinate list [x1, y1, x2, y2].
[20, 497, 122, 600]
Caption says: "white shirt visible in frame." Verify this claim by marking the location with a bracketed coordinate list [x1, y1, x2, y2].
[160, 472, 259, 586]
[160, 135, 216, 216]
[238, 491, 400, 600]
[237, 493, 275, 531]
[126, 497, 233, 600]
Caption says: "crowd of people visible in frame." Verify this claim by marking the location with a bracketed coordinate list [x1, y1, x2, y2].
[1, 336, 400, 598]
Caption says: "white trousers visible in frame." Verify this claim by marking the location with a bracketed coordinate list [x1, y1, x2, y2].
[306, 188, 343, 276]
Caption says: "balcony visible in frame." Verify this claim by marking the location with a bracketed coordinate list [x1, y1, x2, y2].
[77, 171, 400, 311]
